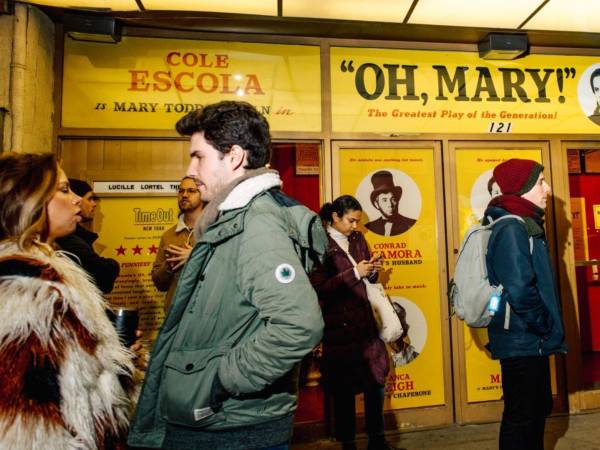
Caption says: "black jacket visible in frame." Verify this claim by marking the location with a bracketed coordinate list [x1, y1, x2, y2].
[56, 225, 120, 294]
[484, 207, 567, 359]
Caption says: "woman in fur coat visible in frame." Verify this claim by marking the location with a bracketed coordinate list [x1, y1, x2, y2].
[0, 153, 137, 450]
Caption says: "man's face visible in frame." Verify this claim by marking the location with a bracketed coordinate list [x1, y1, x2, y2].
[521, 172, 551, 209]
[79, 191, 98, 222]
[186, 132, 233, 203]
[374, 192, 399, 219]
[593, 76, 600, 104]
[178, 178, 203, 213]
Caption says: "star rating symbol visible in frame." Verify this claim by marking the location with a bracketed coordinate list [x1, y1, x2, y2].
[149, 244, 158, 254]
[116, 245, 126, 256]
[132, 245, 143, 255]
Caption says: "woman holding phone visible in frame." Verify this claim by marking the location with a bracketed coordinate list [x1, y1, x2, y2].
[311, 195, 397, 450]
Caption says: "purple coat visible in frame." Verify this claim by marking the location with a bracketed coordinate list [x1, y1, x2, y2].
[310, 231, 389, 392]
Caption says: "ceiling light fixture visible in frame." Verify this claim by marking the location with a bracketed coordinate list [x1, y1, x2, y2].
[478, 33, 528, 60]
[64, 12, 121, 43]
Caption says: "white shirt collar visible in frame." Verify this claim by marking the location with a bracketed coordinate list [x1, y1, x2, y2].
[175, 214, 192, 233]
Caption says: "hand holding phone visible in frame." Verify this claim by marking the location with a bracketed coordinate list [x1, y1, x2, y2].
[369, 253, 382, 271]
[370, 253, 381, 263]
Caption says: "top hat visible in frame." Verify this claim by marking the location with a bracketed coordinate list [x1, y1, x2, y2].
[369, 170, 403, 206]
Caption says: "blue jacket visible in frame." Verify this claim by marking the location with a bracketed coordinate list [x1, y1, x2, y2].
[484, 206, 567, 360]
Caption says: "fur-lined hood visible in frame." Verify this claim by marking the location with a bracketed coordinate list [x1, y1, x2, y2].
[195, 167, 280, 238]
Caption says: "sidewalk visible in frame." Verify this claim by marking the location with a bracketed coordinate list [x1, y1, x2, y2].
[291, 411, 600, 449]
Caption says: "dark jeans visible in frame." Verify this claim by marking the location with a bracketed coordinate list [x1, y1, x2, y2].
[499, 355, 553, 450]
[331, 383, 385, 444]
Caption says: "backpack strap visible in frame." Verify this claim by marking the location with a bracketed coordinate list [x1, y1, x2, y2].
[266, 189, 327, 273]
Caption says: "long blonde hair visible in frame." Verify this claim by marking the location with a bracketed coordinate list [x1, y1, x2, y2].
[0, 153, 59, 250]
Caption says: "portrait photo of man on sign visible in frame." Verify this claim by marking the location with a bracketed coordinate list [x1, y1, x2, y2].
[364, 170, 417, 237]
[577, 63, 600, 126]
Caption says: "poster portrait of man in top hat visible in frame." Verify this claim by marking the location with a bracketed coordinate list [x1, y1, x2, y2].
[364, 170, 417, 236]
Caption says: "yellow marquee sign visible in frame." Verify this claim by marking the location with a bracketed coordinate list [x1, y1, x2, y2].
[62, 37, 321, 131]
[331, 47, 600, 134]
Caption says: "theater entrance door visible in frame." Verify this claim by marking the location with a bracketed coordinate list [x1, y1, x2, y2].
[446, 140, 567, 424]
[331, 140, 453, 429]
[554, 142, 600, 412]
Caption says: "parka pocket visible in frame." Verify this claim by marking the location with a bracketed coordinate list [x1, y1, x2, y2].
[161, 346, 229, 428]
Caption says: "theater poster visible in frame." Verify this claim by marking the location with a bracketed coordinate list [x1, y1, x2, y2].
[92, 196, 178, 346]
[454, 149, 542, 402]
[331, 47, 600, 134]
[339, 148, 445, 410]
[62, 37, 321, 132]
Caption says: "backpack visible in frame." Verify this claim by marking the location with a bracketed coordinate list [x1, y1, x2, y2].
[267, 189, 328, 274]
[449, 214, 532, 328]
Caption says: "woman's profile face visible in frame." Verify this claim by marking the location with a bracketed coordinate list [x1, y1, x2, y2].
[332, 209, 362, 236]
[47, 166, 82, 241]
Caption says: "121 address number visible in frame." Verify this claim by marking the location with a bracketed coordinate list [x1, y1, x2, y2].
[488, 122, 512, 133]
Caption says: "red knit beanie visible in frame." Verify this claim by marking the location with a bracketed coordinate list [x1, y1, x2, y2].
[493, 158, 544, 196]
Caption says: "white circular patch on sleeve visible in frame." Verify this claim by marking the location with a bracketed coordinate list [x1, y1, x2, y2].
[275, 263, 296, 284]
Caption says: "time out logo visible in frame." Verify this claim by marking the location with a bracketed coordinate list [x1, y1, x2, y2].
[133, 207, 174, 225]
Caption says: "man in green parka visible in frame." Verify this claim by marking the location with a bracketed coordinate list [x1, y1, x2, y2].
[128, 101, 326, 450]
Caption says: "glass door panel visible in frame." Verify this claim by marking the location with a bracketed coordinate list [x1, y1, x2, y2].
[447, 141, 564, 423]
[568, 149, 600, 391]
[267, 142, 325, 425]
[332, 140, 453, 429]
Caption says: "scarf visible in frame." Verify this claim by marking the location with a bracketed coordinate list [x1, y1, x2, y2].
[488, 194, 545, 237]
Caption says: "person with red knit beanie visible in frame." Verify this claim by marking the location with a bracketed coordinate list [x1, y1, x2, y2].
[493, 159, 544, 196]
[483, 158, 567, 450]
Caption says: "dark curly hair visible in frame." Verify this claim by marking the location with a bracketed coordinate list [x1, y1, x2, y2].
[175, 101, 271, 169]
[319, 195, 362, 224]
[590, 68, 600, 92]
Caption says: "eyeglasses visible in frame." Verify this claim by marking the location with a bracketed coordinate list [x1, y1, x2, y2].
[178, 188, 199, 195]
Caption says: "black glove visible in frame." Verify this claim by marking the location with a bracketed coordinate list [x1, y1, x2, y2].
[209, 373, 230, 412]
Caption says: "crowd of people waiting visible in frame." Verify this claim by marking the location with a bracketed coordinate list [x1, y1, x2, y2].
[0, 100, 565, 450]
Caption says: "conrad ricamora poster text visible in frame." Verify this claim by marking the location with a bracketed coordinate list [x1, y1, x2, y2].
[94, 195, 178, 345]
[340, 148, 445, 410]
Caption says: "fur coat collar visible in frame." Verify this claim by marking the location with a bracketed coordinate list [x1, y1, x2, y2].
[0, 241, 135, 450]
